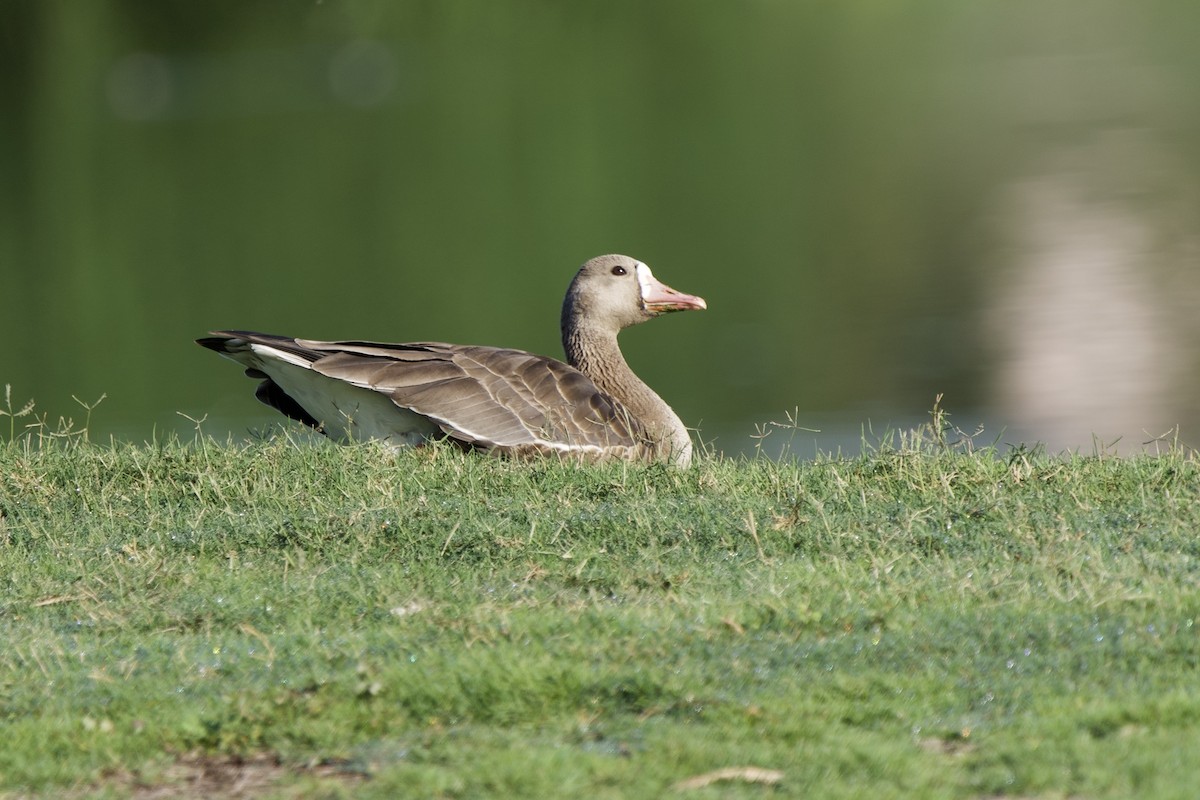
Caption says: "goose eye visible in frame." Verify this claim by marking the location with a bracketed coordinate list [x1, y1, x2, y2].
[611, 265, 627, 276]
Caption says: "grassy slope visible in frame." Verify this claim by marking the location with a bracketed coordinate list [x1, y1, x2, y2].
[1, 429, 1199, 798]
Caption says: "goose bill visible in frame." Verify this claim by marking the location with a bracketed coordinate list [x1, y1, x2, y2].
[636, 264, 707, 313]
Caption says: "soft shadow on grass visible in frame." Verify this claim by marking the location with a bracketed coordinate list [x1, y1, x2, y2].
[2, 397, 1200, 798]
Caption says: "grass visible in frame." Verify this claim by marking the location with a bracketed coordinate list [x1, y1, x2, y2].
[2, 400, 1200, 798]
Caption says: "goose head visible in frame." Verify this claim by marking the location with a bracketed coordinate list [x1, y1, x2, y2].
[562, 254, 707, 335]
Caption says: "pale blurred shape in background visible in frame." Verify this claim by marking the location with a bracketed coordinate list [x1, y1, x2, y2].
[989, 171, 1182, 451]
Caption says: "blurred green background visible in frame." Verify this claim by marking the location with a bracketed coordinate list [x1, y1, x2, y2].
[3, 1, 1199, 455]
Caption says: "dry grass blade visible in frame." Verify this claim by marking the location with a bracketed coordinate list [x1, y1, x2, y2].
[672, 766, 784, 791]
[31, 594, 87, 608]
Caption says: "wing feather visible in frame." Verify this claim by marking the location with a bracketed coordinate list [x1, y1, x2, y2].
[304, 341, 648, 454]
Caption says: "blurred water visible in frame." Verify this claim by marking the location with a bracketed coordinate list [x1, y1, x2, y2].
[2, 2, 1198, 455]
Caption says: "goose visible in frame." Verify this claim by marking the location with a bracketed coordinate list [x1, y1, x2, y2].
[197, 255, 707, 465]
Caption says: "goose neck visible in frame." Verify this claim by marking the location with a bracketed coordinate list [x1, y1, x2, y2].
[563, 323, 633, 395]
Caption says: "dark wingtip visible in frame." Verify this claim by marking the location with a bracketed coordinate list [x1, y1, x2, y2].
[197, 331, 259, 352]
[196, 335, 231, 352]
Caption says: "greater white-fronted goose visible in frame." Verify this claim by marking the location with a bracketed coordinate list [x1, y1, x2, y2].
[197, 255, 707, 465]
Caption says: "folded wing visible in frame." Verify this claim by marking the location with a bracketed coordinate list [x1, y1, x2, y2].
[200, 331, 650, 458]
